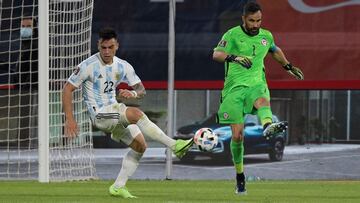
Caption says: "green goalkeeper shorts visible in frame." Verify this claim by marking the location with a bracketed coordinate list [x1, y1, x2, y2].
[217, 84, 270, 124]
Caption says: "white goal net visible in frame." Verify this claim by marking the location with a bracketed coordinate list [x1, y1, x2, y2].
[0, 0, 96, 181]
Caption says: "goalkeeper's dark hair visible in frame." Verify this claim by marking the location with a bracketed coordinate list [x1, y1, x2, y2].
[99, 27, 117, 40]
[243, 1, 262, 16]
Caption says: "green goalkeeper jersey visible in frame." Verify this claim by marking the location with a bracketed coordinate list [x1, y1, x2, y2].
[214, 26, 276, 97]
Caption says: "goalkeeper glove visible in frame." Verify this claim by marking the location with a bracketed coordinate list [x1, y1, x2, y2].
[225, 55, 252, 69]
[283, 63, 304, 80]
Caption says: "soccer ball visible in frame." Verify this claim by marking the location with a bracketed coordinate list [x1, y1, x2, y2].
[194, 128, 218, 152]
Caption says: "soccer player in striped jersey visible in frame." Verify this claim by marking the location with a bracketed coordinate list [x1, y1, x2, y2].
[213, 2, 304, 195]
[62, 27, 193, 198]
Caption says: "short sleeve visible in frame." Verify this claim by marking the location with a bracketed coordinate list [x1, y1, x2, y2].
[68, 64, 88, 88]
[214, 30, 233, 53]
[122, 62, 141, 86]
[268, 32, 277, 52]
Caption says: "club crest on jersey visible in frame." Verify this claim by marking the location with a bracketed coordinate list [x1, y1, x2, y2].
[115, 73, 120, 81]
[261, 38, 268, 46]
[223, 112, 229, 119]
[218, 40, 227, 47]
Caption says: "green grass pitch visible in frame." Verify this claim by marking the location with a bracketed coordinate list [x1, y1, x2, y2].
[0, 180, 359, 202]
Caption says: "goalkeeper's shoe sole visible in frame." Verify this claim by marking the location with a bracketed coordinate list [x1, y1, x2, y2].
[174, 138, 194, 159]
[109, 184, 137, 198]
[263, 121, 288, 140]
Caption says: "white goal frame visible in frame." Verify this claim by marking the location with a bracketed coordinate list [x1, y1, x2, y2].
[0, 0, 96, 182]
[38, 0, 50, 183]
[37, 0, 96, 182]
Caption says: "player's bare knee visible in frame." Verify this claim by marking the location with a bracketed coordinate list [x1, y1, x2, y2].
[126, 107, 145, 124]
[232, 128, 244, 141]
[135, 142, 147, 154]
[130, 137, 147, 153]
[232, 133, 244, 142]
[230, 124, 244, 141]
[137, 140, 147, 153]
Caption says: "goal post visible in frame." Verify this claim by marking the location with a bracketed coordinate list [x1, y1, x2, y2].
[44, 0, 96, 182]
[38, 0, 50, 183]
[0, 0, 96, 181]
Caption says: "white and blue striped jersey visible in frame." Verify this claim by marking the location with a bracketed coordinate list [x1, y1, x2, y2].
[67, 53, 141, 117]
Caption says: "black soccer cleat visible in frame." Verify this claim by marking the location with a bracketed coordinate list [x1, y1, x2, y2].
[235, 173, 247, 195]
[235, 183, 247, 195]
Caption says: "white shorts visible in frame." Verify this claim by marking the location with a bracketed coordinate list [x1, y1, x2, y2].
[93, 103, 141, 145]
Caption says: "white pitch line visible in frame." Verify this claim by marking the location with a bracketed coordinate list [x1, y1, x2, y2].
[97, 154, 360, 172]
[311, 154, 360, 161]
[250, 165, 360, 178]
[246, 154, 360, 168]
[245, 154, 360, 178]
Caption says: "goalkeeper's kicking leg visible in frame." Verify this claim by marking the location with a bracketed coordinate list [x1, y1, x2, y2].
[254, 97, 288, 139]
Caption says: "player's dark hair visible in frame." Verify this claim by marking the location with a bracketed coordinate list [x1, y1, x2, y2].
[99, 27, 117, 40]
[243, 1, 262, 16]
[22, 14, 33, 20]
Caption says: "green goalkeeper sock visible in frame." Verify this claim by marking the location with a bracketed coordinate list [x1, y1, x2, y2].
[257, 106, 273, 127]
[230, 140, 244, 174]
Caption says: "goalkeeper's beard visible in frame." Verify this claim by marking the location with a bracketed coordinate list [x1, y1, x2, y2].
[249, 28, 259, 35]
[243, 24, 259, 36]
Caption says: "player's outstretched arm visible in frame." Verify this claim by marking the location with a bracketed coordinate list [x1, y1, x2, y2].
[62, 82, 79, 138]
[270, 46, 304, 80]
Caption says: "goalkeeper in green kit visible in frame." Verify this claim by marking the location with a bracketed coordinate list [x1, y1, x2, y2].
[213, 2, 304, 195]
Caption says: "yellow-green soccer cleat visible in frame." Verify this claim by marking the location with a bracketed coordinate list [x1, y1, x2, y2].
[109, 184, 137, 198]
[174, 138, 194, 159]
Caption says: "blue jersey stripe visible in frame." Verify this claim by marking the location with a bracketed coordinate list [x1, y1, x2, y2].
[93, 63, 103, 109]
[118, 62, 125, 82]
[106, 65, 114, 106]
